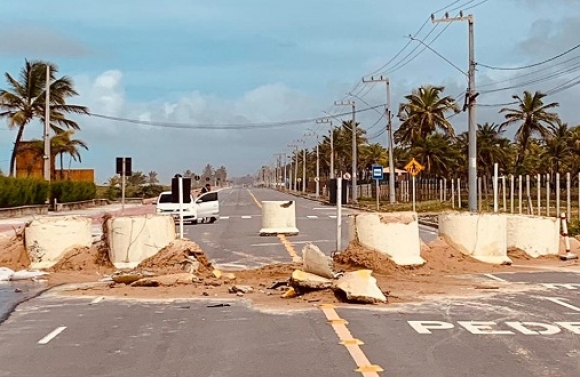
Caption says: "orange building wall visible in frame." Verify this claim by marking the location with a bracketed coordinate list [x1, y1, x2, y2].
[15, 141, 95, 182]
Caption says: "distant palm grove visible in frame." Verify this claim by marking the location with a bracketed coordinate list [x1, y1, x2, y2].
[291, 85, 573, 182]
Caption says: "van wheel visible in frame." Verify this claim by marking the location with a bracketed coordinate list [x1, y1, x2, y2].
[209, 217, 217, 224]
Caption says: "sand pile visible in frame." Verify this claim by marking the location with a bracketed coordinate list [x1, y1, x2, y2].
[136, 239, 213, 275]
[48, 246, 114, 273]
[333, 242, 410, 274]
[0, 234, 31, 271]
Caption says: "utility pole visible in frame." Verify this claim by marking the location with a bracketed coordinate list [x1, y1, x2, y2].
[334, 100, 357, 202]
[43, 64, 51, 187]
[315, 136, 320, 198]
[316, 118, 334, 179]
[302, 147, 307, 193]
[432, 11, 478, 212]
[362, 75, 396, 204]
[288, 143, 299, 191]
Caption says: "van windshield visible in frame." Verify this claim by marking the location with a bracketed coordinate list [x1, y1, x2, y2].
[158, 193, 173, 203]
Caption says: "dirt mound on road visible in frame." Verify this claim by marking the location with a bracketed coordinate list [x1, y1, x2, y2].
[333, 243, 408, 275]
[137, 239, 212, 275]
[48, 245, 114, 273]
[0, 234, 30, 270]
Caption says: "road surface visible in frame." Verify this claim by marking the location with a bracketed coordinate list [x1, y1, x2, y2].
[184, 187, 437, 269]
[4, 187, 579, 376]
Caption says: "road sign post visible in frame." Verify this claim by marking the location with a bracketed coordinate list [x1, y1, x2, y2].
[372, 165, 383, 210]
[116, 157, 132, 215]
[404, 158, 424, 212]
[336, 177, 342, 256]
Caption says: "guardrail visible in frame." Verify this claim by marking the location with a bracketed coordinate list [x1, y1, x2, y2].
[0, 204, 49, 218]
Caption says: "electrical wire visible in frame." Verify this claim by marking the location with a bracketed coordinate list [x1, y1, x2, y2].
[88, 104, 386, 131]
[478, 42, 580, 71]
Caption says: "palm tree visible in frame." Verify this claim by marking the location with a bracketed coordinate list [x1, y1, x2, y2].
[541, 123, 573, 175]
[410, 133, 460, 177]
[0, 60, 88, 177]
[395, 85, 460, 145]
[499, 90, 560, 170]
[358, 143, 387, 181]
[147, 171, 159, 184]
[457, 123, 513, 176]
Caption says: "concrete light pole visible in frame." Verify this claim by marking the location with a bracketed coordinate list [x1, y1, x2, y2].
[43, 64, 51, 185]
[432, 11, 478, 212]
[362, 75, 396, 204]
[334, 100, 357, 202]
[316, 118, 334, 179]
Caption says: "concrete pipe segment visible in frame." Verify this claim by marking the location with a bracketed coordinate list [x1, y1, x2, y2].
[106, 215, 176, 269]
[25, 216, 93, 269]
[439, 213, 512, 264]
[259, 201, 299, 236]
[349, 212, 425, 266]
[507, 215, 559, 257]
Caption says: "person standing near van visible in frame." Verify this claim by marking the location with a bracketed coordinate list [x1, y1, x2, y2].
[200, 183, 211, 194]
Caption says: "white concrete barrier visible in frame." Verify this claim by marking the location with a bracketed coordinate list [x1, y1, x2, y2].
[350, 212, 425, 266]
[106, 215, 176, 269]
[507, 215, 559, 257]
[439, 213, 511, 264]
[25, 216, 93, 269]
[259, 201, 299, 236]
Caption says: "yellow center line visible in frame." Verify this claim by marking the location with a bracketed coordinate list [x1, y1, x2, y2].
[247, 189, 262, 209]
[320, 305, 383, 376]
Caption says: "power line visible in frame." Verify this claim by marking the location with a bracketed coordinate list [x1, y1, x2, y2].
[87, 104, 386, 131]
[478, 42, 580, 71]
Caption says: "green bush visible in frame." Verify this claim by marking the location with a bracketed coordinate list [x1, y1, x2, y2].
[0, 176, 49, 207]
[50, 181, 97, 203]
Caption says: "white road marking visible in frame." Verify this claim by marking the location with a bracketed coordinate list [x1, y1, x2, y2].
[38, 326, 67, 345]
[544, 297, 580, 312]
[483, 273, 508, 282]
[241, 216, 252, 219]
[542, 283, 580, 290]
[89, 296, 104, 305]
[329, 215, 337, 219]
[221, 216, 230, 220]
[306, 215, 318, 219]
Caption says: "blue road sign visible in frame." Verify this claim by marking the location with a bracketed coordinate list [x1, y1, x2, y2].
[372, 165, 383, 180]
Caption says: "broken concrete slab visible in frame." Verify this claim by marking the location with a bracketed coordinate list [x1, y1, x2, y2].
[130, 273, 197, 287]
[335, 270, 386, 304]
[229, 285, 254, 294]
[302, 243, 334, 279]
[112, 271, 147, 284]
[290, 269, 333, 290]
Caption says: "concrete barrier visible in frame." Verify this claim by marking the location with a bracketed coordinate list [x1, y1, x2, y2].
[25, 216, 93, 269]
[439, 213, 511, 264]
[106, 215, 176, 269]
[349, 212, 425, 266]
[259, 201, 299, 236]
[507, 215, 560, 257]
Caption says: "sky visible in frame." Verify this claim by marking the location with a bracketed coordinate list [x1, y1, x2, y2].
[1, 0, 580, 184]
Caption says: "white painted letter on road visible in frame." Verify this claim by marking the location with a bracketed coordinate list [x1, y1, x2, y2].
[505, 322, 561, 335]
[555, 322, 580, 335]
[407, 321, 454, 334]
[457, 321, 514, 335]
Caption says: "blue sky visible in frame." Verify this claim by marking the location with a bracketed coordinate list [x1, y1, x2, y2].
[1, 0, 580, 183]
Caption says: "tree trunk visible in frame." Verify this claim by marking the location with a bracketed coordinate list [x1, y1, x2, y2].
[60, 153, 64, 180]
[9, 125, 26, 177]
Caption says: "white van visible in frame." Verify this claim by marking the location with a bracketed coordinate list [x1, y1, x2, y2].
[155, 191, 219, 224]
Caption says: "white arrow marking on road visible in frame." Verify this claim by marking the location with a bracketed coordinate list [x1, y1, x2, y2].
[38, 326, 67, 345]
[544, 297, 580, 312]
[90, 296, 104, 305]
[483, 273, 508, 282]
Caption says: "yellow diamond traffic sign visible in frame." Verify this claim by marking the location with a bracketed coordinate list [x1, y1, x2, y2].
[404, 158, 425, 177]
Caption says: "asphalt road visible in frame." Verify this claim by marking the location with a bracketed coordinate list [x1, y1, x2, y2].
[184, 187, 438, 269]
[5, 187, 579, 375]
[2, 270, 580, 376]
